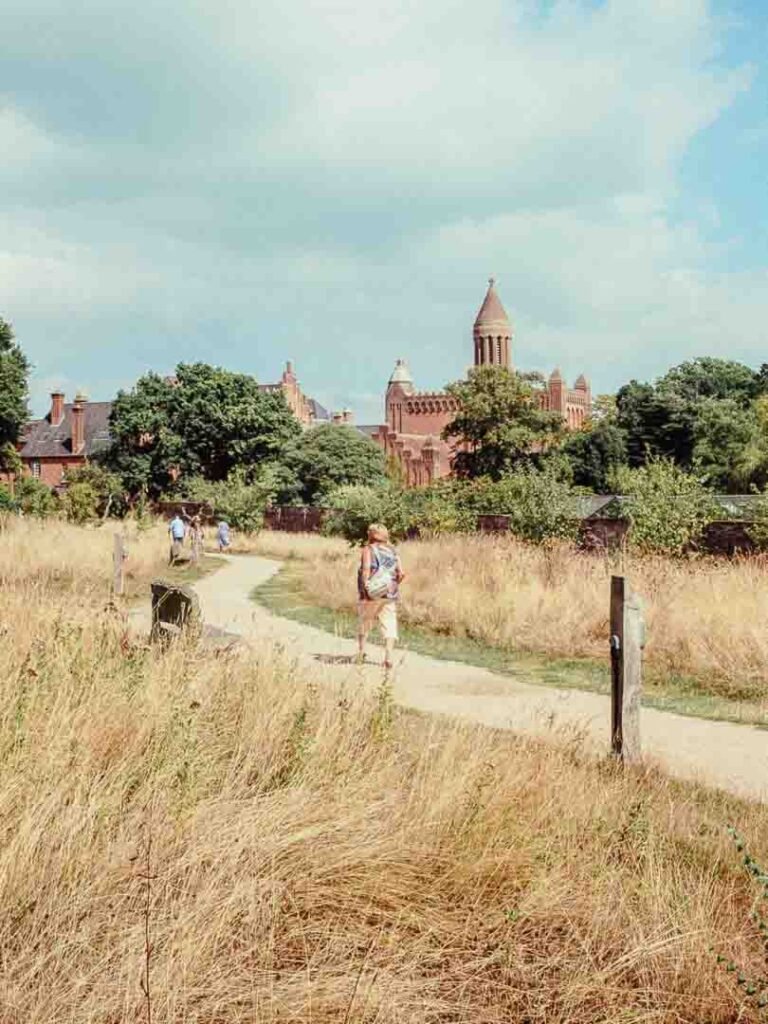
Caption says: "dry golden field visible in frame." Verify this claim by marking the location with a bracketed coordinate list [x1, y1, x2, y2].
[246, 531, 768, 701]
[2, 516, 768, 1021]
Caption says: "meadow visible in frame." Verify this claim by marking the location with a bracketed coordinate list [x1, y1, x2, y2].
[245, 531, 768, 704]
[2, 515, 768, 1021]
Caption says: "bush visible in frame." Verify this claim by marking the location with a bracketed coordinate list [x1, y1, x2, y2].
[15, 477, 58, 517]
[446, 468, 579, 544]
[178, 465, 279, 533]
[0, 483, 19, 513]
[321, 485, 408, 544]
[746, 491, 768, 550]
[60, 463, 124, 524]
[400, 483, 475, 538]
[609, 459, 718, 555]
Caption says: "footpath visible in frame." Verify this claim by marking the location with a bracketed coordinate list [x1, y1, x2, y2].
[184, 555, 768, 803]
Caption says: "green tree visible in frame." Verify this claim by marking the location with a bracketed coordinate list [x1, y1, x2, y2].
[658, 357, 759, 405]
[616, 359, 762, 471]
[105, 364, 302, 498]
[104, 373, 179, 497]
[560, 420, 628, 491]
[167, 364, 301, 481]
[0, 318, 30, 470]
[691, 398, 759, 492]
[293, 424, 387, 504]
[615, 381, 695, 467]
[443, 366, 563, 480]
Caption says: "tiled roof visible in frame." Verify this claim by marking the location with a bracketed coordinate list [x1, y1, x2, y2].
[309, 398, 330, 421]
[21, 402, 113, 459]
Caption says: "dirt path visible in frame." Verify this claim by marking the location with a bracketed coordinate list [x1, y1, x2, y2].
[191, 555, 768, 803]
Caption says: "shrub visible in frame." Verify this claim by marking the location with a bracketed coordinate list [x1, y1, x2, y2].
[450, 467, 579, 544]
[178, 465, 279, 533]
[60, 463, 124, 524]
[321, 485, 408, 544]
[15, 477, 58, 517]
[0, 483, 18, 513]
[400, 484, 475, 538]
[609, 459, 717, 555]
[746, 491, 768, 550]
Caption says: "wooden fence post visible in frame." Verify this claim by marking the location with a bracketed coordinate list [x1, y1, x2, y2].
[113, 533, 126, 597]
[609, 575, 644, 762]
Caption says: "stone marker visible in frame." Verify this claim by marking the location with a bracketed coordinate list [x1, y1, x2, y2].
[150, 580, 201, 644]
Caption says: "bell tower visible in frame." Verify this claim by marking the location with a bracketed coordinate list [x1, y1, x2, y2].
[473, 277, 512, 369]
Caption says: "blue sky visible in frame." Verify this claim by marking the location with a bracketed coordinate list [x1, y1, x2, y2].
[1, 0, 767, 423]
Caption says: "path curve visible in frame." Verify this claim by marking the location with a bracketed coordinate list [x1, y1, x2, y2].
[191, 555, 768, 804]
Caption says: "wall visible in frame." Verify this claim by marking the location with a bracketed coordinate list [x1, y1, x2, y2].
[263, 506, 326, 533]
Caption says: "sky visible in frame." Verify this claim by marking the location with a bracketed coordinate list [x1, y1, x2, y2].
[1, 0, 767, 423]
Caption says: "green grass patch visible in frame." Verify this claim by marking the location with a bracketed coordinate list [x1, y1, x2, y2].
[253, 561, 768, 727]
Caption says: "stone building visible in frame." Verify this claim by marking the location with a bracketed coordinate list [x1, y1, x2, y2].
[369, 279, 591, 486]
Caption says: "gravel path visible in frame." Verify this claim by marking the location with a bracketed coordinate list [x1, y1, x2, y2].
[191, 555, 768, 803]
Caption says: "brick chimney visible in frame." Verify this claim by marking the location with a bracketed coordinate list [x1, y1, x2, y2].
[71, 392, 86, 453]
[50, 391, 65, 425]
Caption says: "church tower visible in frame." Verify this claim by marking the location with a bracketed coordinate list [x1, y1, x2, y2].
[473, 277, 512, 369]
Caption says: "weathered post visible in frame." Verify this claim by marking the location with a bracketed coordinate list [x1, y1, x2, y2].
[192, 528, 202, 566]
[609, 575, 644, 762]
[113, 533, 126, 598]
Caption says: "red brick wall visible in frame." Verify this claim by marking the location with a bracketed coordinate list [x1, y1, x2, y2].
[264, 506, 326, 533]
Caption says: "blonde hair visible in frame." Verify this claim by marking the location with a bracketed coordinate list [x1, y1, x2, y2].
[367, 522, 390, 544]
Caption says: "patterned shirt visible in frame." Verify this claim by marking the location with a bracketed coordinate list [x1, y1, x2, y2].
[358, 543, 400, 601]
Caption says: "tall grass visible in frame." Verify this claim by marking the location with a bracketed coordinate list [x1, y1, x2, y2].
[0, 514, 169, 600]
[0, 520, 767, 1020]
[246, 531, 768, 700]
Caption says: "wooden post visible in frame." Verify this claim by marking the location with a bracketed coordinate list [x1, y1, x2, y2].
[113, 533, 126, 597]
[610, 575, 644, 762]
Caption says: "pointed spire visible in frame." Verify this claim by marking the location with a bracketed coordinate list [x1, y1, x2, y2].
[549, 367, 563, 382]
[389, 358, 413, 385]
[474, 277, 509, 327]
[574, 373, 588, 390]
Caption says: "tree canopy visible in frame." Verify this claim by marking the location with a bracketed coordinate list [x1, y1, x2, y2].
[614, 358, 768, 490]
[293, 423, 388, 504]
[0, 317, 30, 470]
[560, 419, 628, 491]
[443, 366, 563, 480]
[105, 363, 302, 498]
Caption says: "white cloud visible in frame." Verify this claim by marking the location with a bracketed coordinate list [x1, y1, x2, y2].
[0, 0, 763, 420]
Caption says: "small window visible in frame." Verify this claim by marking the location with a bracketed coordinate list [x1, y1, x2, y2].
[31, 460, 41, 479]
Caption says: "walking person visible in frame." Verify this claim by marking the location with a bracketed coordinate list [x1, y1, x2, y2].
[357, 523, 404, 670]
[168, 512, 186, 565]
[216, 519, 231, 553]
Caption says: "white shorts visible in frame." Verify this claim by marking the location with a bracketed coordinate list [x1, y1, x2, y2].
[358, 599, 398, 641]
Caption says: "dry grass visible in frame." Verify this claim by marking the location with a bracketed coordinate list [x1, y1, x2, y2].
[245, 531, 768, 701]
[0, 514, 171, 601]
[0, 520, 767, 1020]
